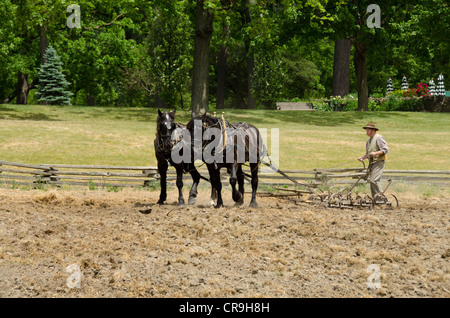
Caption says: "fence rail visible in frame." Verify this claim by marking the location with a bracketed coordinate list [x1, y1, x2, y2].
[0, 160, 449, 189]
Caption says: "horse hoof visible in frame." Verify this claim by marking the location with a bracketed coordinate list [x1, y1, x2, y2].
[209, 200, 216, 207]
[234, 200, 244, 207]
[232, 192, 243, 202]
[188, 197, 196, 205]
[249, 202, 258, 208]
[215, 204, 223, 209]
[157, 200, 165, 205]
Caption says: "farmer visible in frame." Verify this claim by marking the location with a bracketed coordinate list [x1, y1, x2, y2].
[358, 122, 389, 199]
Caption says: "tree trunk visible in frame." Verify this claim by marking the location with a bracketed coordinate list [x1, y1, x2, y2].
[155, 91, 167, 108]
[216, 0, 231, 110]
[354, 42, 369, 111]
[39, 25, 48, 64]
[14, 26, 48, 105]
[3, 90, 17, 104]
[246, 55, 256, 109]
[191, 0, 214, 115]
[243, 0, 256, 109]
[16, 72, 29, 105]
[147, 94, 152, 108]
[332, 39, 351, 97]
[216, 24, 229, 110]
[87, 94, 95, 106]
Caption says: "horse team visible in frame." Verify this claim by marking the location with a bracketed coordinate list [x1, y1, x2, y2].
[154, 109, 267, 209]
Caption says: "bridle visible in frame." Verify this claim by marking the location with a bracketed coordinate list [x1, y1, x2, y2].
[155, 117, 184, 157]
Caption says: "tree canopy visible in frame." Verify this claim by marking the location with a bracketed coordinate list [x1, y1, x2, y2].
[0, 0, 448, 111]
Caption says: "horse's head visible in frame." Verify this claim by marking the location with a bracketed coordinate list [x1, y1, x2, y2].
[156, 108, 177, 153]
[157, 108, 176, 137]
[188, 112, 223, 131]
[201, 113, 221, 129]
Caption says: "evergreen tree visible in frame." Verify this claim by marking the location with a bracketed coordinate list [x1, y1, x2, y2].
[35, 45, 73, 105]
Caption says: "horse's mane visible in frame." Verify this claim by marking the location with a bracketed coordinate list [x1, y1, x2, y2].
[187, 113, 233, 131]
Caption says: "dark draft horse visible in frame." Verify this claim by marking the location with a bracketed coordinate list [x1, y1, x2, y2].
[154, 109, 205, 206]
[187, 112, 266, 208]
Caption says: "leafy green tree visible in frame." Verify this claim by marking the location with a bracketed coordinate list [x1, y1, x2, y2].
[0, 0, 19, 103]
[318, 0, 448, 110]
[61, 0, 142, 106]
[1, 0, 448, 110]
[145, 1, 193, 108]
[35, 45, 73, 105]
[6, 0, 71, 104]
[243, 0, 328, 106]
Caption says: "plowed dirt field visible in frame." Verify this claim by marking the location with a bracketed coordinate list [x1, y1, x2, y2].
[0, 187, 448, 298]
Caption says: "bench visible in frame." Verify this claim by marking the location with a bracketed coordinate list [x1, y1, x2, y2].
[276, 102, 315, 111]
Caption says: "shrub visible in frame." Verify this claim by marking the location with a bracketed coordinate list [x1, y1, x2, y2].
[401, 98, 424, 111]
[390, 89, 405, 97]
[368, 97, 380, 111]
[343, 99, 358, 111]
[402, 88, 418, 97]
[384, 95, 402, 111]
[390, 97, 424, 111]
[378, 95, 425, 111]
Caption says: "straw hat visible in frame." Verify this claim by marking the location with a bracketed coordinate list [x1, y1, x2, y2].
[362, 122, 379, 131]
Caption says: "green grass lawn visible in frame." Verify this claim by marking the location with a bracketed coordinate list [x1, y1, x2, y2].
[1, 104, 449, 172]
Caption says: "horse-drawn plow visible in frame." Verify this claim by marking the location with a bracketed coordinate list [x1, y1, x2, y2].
[258, 181, 399, 210]
[257, 161, 399, 210]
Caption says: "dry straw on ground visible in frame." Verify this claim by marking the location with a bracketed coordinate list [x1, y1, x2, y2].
[0, 187, 448, 298]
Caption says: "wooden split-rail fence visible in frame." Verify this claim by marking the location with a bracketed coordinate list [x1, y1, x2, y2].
[0, 160, 449, 189]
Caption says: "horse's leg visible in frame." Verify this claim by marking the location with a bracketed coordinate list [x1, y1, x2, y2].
[188, 164, 200, 205]
[214, 168, 223, 208]
[208, 164, 223, 208]
[237, 164, 245, 203]
[210, 186, 217, 207]
[175, 165, 185, 206]
[230, 163, 243, 204]
[157, 159, 168, 205]
[249, 162, 259, 208]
